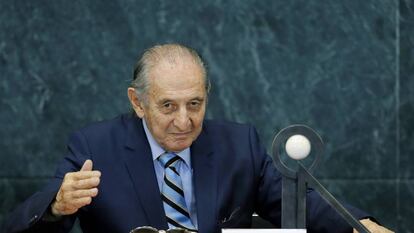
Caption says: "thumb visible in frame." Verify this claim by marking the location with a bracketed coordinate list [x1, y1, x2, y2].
[80, 159, 93, 171]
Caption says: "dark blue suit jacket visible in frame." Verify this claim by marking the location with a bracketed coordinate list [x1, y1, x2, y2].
[3, 114, 368, 233]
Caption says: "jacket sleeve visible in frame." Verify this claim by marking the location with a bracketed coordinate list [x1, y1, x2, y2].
[249, 126, 371, 233]
[2, 131, 91, 233]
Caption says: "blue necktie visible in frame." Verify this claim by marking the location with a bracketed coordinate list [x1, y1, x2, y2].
[158, 153, 196, 231]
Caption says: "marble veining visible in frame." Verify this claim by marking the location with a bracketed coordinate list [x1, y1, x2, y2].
[0, 0, 411, 232]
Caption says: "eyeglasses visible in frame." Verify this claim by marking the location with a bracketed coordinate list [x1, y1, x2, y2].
[130, 226, 197, 233]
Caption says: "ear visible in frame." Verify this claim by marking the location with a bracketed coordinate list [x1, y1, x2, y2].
[127, 87, 145, 118]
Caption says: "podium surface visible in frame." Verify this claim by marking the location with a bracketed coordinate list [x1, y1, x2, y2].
[222, 229, 306, 233]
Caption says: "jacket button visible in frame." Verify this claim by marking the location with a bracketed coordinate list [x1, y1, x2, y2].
[29, 214, 38, 224]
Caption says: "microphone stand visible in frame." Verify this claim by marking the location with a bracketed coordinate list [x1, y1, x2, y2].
[272, 125, 370, 233]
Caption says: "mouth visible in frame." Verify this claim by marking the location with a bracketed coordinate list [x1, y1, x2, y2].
[172, 132, 192, 139]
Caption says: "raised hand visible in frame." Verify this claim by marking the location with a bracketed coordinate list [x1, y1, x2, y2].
[51, 160, 101, 216]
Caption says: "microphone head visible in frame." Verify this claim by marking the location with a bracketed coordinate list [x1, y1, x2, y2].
[285, 134, 311, 160]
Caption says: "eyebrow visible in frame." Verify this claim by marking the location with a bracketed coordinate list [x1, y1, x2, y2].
[190, 97, 204, 102]
[157, 97, 205, 104]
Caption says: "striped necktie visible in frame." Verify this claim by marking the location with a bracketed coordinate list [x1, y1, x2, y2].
[158, 153, 196, 231]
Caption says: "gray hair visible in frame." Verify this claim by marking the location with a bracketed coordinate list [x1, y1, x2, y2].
[131, 43, 210, 104]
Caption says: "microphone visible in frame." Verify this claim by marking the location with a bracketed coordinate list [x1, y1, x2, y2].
[272, 125, 369, 233]
[285, 134, 311, 160]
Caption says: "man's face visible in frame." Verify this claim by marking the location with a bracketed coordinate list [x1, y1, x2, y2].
[135, 59, 207, 152]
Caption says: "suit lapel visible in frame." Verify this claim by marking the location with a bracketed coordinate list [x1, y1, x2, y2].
[122, 115, 167, 230]
[191, 125, 217, 233]
[122, 116, 218, 232]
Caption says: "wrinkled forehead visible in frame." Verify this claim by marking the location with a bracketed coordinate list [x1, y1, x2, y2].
[142, 45, 207, 95]
[150, 61, 205, 89]
[158, 55, 200, 72]
[148, 51, 205, 84]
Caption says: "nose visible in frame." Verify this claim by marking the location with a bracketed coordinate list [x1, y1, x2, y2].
[173, 108, 191, 131]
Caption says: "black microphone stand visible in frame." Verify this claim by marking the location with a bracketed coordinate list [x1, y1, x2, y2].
[272, 125, 370, 233]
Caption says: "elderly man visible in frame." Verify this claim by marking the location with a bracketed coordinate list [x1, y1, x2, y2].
[4, 44, 391, 233]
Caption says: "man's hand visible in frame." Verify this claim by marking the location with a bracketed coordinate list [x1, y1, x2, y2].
[51, 160, 101, 216]
[354, 219, 394, 233]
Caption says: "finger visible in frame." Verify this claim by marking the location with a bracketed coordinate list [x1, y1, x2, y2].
[71, 196, 93, 209]
[80, 159, 93, 172]
[52, 199, 80, 216]
[53, 191, 95, 215]
[71, 171, 101, 180]
[70, 188, 99, 199]
[72, 177, 100, 189]
[51, 202, 71, 216]
[58, 196, 93, 212]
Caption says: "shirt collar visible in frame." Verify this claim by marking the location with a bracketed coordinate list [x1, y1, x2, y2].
[142, 118, 191, 166]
